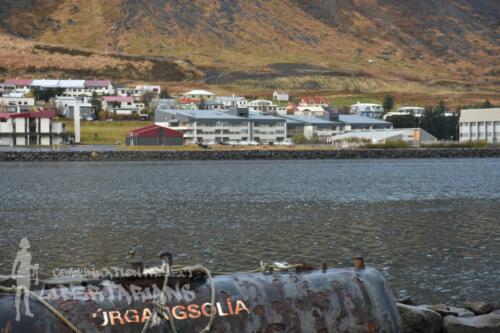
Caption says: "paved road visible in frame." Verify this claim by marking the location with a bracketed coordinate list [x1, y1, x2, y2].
[0, 145, 121, 152]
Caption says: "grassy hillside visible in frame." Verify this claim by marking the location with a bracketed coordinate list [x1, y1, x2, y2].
[0, 0, 498, 106]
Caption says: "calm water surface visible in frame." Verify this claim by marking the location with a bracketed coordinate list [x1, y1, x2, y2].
[1, 158, 499, 304]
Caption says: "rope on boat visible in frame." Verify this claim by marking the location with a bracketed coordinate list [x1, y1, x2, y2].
[141, 264, 216, 333]
[0, 285, 82, 333]
[2, 261, 304, 333]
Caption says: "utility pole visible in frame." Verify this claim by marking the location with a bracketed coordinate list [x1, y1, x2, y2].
[74, 99, 81, 144]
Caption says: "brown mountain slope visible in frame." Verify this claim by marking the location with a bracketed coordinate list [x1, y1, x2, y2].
[0, 0, 498, 97]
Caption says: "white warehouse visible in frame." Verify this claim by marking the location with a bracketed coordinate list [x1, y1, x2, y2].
[459, 108, 500, 143]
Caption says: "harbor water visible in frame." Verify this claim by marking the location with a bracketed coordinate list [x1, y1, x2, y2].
[0, 158, 499, 304]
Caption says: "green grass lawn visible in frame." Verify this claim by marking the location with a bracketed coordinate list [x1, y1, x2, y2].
[328, 95, 382, 108]
[62, 120, 153, 144]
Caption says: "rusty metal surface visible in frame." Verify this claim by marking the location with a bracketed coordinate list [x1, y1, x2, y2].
[0, 267, 400, 332]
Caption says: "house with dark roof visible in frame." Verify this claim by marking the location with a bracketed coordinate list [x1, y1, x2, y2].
[280, 115, 343, 142]
[338, 115, 392, 130]
[155, 108, 286, 144]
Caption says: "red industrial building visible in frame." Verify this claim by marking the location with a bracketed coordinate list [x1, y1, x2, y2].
[126, 124, 183, 146]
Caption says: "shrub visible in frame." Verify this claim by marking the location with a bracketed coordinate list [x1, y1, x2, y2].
[362, 140, 410, 149]
[421, 140, 489, 148]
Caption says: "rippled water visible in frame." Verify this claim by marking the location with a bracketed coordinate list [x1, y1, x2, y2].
[1, 159, 499, 304]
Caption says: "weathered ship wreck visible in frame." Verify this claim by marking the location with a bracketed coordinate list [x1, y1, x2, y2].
[0, 256, 400, 332]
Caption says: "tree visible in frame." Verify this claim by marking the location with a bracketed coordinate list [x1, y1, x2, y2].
[481, 100, 493, 108]
[90, 92, 102, 120]
[159, 88, 170, 99]
[141, 92, 157, 106]
[386, 115, 419, 129]
[419, 101, 459, 140]
[31, 87, 64, 102]
[383, 94, 395, 113]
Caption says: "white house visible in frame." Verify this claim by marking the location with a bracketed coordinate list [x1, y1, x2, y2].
[216, 96, 247, 109]
[54, 96, 95, 120]
[460, 108, 500, 143]
[351, 102, 384, 119]
[383, 106, 425, 119]
[3, 79, 33, 93]
[273, 90, 289, 102]
[102, 96, 145, 115]
[247, 100, 280, 113]
[182, 89, 216, 101]
[0, 111, 65, 146]
[117, 85, 161, 98]
[0, 94, 35, 113]
[84, 80, 114, 96]
[294, 96, 330, 117]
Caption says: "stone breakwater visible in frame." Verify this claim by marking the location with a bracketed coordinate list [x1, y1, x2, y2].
[398, 301, 500, 332]
[1, 148, 500, 162]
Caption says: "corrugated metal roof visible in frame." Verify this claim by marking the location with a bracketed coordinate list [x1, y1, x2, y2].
[281, 115, 340, 125]
[164, 109, 244, 120]
[85, 80, 112, 87]
[460, 108, 500, 122]
[0, 111, 56, 119]
[338, 115, 391, 125]
[4, 79, 33, 86]
[102, 96, 134, 103]
[129, 124, 183, 137]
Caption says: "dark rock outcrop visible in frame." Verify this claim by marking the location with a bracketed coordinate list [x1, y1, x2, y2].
[398, 303, 443, 333]
[464, 301, 496, 316]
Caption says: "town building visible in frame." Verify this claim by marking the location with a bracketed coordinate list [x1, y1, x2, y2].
[117, 85, 161, 98]
[84, 80, 114, 96]
[0, 111, 65, 146]
[0, 83, 16, 95]
[459, 108, 500, 143]
[299, 96, 330, 107]
[330, 128, 437, 147]
[102, 96, 145, 115]
[383, 106, 425, 119]
[54, 96, 95, 120]
[294, 96, 330, 117]
[182, 89, 216, 101]
[280, 115, 343, 142]
[216, 96, 247, 109]
[350, 102, 384, 119]
[3, 79, 33, 93]
[338, 115, 392, 130]
[247, 100, 281, 114]
[126, 124, 183, 146]
[31, 80, 88, 97]
[155, 108, 286, 145]
[273, 90, 289, 102]
[0, 94, 35, 113]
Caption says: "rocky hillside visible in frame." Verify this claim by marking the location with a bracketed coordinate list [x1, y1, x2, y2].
[0, 0, 498, 93]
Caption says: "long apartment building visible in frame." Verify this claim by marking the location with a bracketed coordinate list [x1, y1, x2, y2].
[3, 79, 114, 97]
[0, 111, 65, 146]
[459, 108, 500, 143]
[155, 108, 286, 144]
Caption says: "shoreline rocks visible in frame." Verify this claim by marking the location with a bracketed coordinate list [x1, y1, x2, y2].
[398, 301, 498, 333]
[0, 148, 500, 162]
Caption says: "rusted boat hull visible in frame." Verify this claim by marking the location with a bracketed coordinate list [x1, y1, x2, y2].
[0, 267, 400, 332]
